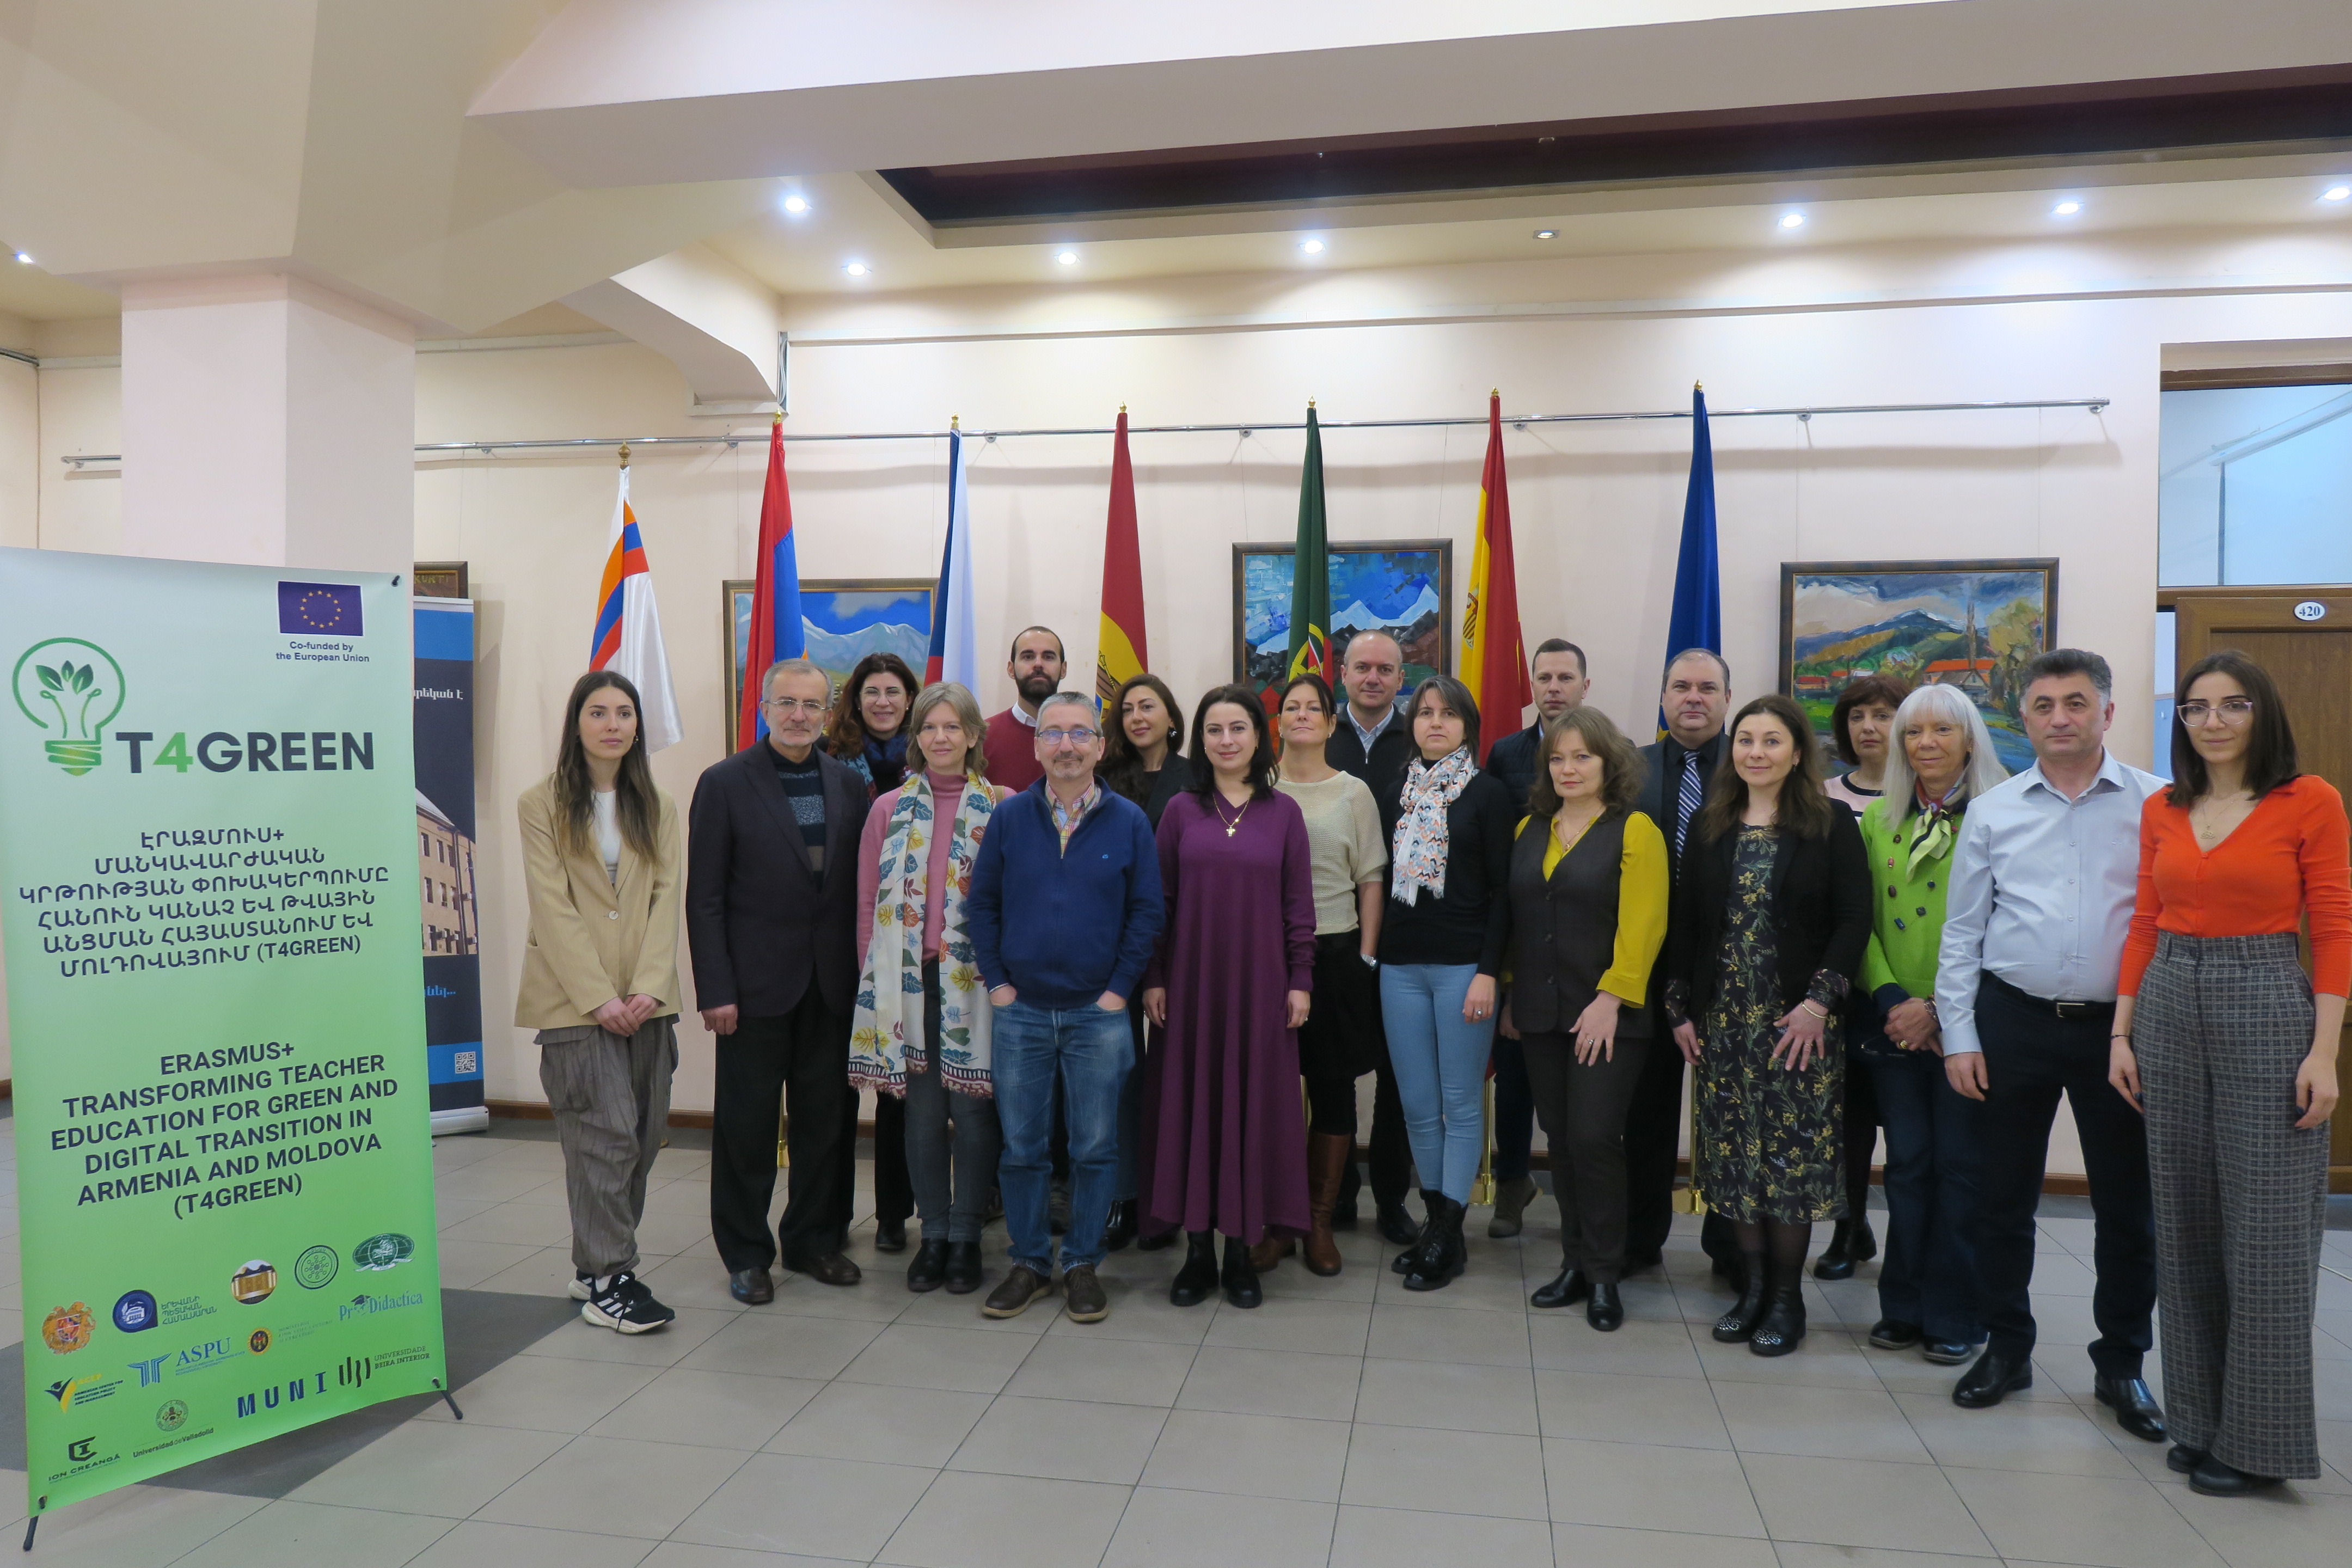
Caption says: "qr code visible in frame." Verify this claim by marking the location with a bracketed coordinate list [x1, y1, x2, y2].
[454, 1050, 479, 1075]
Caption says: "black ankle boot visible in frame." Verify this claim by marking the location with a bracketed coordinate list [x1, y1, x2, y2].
[1403, 1196, 1466, 1291]
[1169, 1231, 1218, 1306]
[1586, 1280, 1624, 1332]
[1750, 1270, 1808, 1356]
[1813, 1216, 1876, 1281]
[1392, 1190, 1442, 1274]
[905, 1239, 950, 1293]
[1103, 1198, 1138, 1253]
[1712, 1256, 1769, 1342]
[1221, 1234, 1263, 1308]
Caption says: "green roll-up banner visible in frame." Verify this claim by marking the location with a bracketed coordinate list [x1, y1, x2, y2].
[0, 547, 446, 1520]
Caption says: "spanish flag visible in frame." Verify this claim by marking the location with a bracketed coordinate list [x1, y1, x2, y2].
[1461, 390, 1529, 761]
[1094, 408, 1148, 705]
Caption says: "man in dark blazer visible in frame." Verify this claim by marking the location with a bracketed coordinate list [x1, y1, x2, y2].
[1322, 629, 1419, 1244]
[1623, 647, 1732, 1272]
[689, 657, 871, 1300]
[1483, 638, 1590, 808]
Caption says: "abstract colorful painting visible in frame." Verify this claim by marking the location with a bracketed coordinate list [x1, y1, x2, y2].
[1232, 541, 1451, 705]
[724, 578, 935, 743]
[1779, 559, 2058, 772]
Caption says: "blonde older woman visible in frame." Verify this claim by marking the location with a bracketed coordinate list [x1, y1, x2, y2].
[849, 683, 1009, 1295]
[1854, 683, 2008, 1365]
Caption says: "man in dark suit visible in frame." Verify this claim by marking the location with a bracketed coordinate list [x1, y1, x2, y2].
[1322, 629, 1419, 1244]
[688, 657, 871, 1300]
[1480, 636, 1590, 1237]
[1623, 647, 1732, 1272]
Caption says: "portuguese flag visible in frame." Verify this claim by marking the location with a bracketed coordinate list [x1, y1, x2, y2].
[1094, 408, 1149, 705]
[1285, 402, 1331, 696]
[1462, 389, 1530, 761]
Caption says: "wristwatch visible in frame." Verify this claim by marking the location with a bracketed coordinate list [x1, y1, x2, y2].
[1360, 953, 1379, 969]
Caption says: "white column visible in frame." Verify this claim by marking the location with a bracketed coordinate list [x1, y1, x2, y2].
[119, 272, 414, 571]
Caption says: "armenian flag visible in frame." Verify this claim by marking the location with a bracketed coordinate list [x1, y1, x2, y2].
[734, 413, 804, 749]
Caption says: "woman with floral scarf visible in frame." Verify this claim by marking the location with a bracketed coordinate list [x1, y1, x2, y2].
[849, 682, 1009, 1295]
[1375, 675, 1517, 1291]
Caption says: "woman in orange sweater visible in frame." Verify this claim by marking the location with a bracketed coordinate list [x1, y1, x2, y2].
[2110, 650, 2347, 1497]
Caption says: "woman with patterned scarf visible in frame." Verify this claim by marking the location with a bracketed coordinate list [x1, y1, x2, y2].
[1854, 683, 2007, 1367]
[1375, 675, 1517, 1291]
[849, 682, 1010, 1296]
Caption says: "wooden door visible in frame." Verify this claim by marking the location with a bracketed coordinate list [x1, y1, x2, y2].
[2169, 587, 2352, 1190]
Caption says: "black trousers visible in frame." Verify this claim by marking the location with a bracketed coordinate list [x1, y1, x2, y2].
[1839, 1049, 1879, 1223]
[1970, 975, 2156, 1379]
[1621, 1026, 1687, 1262]
[1522, 1031, 1649, 1282]
[868, 1089, 912, 1227]
[712, 992, 854, 1272]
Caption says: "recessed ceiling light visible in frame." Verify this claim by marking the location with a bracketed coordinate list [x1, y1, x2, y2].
[1056, 251, 1078, 266]
[2325, 185, 2352, 203]
[1298, 238, 1325, 254]
[782, 194, 809, 214]
[842, 261, 868, 277]
[1779, 212, 1806, 229]
[2052, 199, 2082, 216]
[1533, 229, 1558, 240]
[12, 252, 29, 264]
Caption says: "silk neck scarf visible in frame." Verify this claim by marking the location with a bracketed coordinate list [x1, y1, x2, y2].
[849, 773, 997, 1098]
[1392, 746, 1476, 905]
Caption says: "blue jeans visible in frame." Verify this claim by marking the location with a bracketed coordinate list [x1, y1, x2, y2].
[1490, 1035, 1534, 1183]
[1380, 963, 1494, 1203]
[993, 997, 1131, 1274]
[1865, 1043, 1984, 1344]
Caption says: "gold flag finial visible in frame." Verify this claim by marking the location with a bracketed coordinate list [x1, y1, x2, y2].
[1694, 380, 1704, 391]
[1491, 387, 1500, 399]
[950, 414, 960, 430]
[617, 441, 630, 468]
[1119, 403, 1127, 413]
[1308, 397, 1316, 409]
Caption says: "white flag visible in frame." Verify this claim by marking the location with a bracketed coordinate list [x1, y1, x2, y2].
[590, 469, 684, 752]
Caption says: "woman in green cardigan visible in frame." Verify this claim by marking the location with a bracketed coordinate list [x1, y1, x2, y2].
[1855, 683, 2008, 1365]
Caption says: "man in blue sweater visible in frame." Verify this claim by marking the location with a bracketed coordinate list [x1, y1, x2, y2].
[967, 690, 1163, 1323]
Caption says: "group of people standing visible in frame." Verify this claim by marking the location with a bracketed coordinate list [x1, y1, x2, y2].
[513, 616, 2344, 1500]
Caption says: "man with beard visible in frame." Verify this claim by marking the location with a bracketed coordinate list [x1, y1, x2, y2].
[983, 627, 1067, 791]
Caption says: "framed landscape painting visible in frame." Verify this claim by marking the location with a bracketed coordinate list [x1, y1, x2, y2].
[1232, 540, 1452, 707]
[724, 577, 935, 748]
[1779, 558, 2057, 773]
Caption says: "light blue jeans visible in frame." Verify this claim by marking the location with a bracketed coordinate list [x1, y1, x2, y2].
[1379, 963, 1494, 1204]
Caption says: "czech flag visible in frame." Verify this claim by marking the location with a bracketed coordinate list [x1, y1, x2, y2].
[1461, 390, 1530, 761]
[590, 464, 683, 752]
[925, 425, 977, 690]
[736, 414, 805, 749]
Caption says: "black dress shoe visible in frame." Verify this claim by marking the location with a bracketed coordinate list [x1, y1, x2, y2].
[1952, 1349, 2032, 1408]
[905, 1240, 949, 1292]
[1375, 1201, 1420, 1246]
[1921, 1338, 1975, 1366]
[2189, 1455, 2282, 1497]
[943, 1241, 983, 1295]
[1169, 1231, 1218, 1307]
[874, 1220, 908, 1254]
[1586, 1281, 1624, 1332]
[2167, 1444, 2207, 1475]
[1136, 1228, 1177, 1252]
[728, 1267, 774, 1304]
[1531, 1268, 1590, 1309]
[1812, 1215, 1876, 1281]
[1221, 1234, 1263, 1308]
[1103, 1198, 1139, 1253]
[790, 1251, 863, 1288]
[1868, 1319, 1922, 1351]
[2093, 1375, 2167, 1443]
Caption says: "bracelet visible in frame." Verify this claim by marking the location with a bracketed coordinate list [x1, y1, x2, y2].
[1799, 1001, 1829, 1020]
[2110, 1032, 2132, 1042]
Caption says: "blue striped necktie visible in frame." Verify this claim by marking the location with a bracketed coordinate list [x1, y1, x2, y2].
[1675, 748, 1702, 857]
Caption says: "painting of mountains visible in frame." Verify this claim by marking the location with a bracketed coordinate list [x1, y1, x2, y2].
[1233, 541, 1453, 705]
[1778, 559, 2058, 772]
[725, 577, 934, 746]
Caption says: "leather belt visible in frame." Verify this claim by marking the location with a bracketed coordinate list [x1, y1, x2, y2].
[1983, 970, 2114, 1021]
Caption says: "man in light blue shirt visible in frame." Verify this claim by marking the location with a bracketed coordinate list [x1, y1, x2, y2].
[1933, 650, 2166, 1444]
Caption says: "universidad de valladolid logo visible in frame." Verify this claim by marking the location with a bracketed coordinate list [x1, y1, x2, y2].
[10, 638, 126, 777]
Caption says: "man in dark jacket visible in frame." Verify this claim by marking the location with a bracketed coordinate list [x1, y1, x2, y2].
[1483, 638, 1590, 807]
[688, 658, 872, 1301]
[968, 691, 1163, 1323]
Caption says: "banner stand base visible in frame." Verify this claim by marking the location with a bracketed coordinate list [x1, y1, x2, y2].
[23, 1514, 35, 1552]
[431, 1107, 491, 1137]
[434, 1379, 465, 1421]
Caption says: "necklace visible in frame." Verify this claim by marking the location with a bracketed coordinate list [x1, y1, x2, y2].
[1214, 792, 1252, 837]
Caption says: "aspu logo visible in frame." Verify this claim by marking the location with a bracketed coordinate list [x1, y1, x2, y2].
[10, 639, 125, 777]
[127, 1354, 169, 1388]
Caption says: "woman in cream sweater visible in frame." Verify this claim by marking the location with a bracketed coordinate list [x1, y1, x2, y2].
[516, 671, 684, 1334]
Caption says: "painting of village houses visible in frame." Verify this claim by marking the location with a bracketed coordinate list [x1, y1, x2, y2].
[1778, 559, 2057, 773]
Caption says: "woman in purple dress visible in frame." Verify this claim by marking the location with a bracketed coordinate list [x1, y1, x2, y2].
[1140, 684, 1318, 1308]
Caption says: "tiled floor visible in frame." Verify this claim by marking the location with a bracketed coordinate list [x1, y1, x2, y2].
[4, 1117, 2350, 1568]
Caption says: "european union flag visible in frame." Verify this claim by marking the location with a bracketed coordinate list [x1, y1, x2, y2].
[278, 581, 364, 636]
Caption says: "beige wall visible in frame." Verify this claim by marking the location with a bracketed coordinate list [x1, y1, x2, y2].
[10, 239, 2352, 1173]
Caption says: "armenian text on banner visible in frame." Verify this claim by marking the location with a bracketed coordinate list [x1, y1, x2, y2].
[0, 547, 447, 1518]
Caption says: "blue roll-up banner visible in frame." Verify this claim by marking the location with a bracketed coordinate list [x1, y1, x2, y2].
[413, 598, 486, 1135]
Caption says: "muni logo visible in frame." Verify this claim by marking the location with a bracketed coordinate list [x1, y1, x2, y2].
[237, 1371, 326, 1418]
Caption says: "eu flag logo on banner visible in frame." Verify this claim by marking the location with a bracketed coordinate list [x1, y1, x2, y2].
[278, 582, 364, 636]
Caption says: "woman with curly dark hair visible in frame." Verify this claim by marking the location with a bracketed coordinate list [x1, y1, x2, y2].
[825, 652, 921, 798]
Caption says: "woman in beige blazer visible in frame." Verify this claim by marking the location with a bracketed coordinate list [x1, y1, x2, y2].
[517, 670, 684, 1334]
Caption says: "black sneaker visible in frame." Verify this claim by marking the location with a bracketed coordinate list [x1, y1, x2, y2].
[581, 1271, 675, 1334]
[568, 1271, 596, 1302]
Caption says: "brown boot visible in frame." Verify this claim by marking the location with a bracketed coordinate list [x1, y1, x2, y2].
[1304, 1132, 1351, 1276]
[1250, 1233, 1294, 1271]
